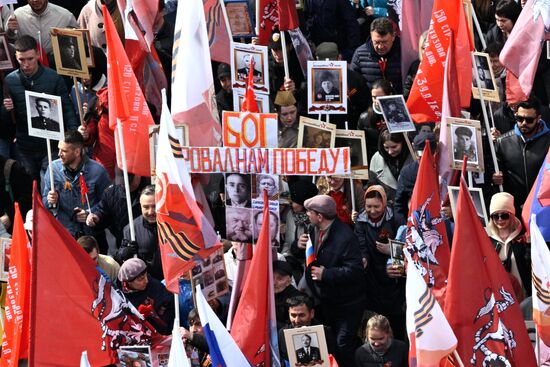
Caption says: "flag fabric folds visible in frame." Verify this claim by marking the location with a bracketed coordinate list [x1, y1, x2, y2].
[79, 173, 88, 205]
[167, 321, 191, 367]
[522, 147, 550, 241]
[203, 0, 231, 64]
[500, 0, 550, 103]
[277, 0, 299, 31]
[256, 0, 298, 45]
[230, 191, 280, 367]
[530, 216, 550, 364]
[406, 143, 450, 306]
[444, 178, 537, 366]
[29, 190, 156, 366]
[406, 0, 472, 123]
[155, 90, 221, 293]
[405, 250, 457, 367]
[196, 285, 251, 366]
[1, 203, 30, 367]
[241, 58, 259, 113]
[171, 0, 221, 147]
[103, 5, 155, 177]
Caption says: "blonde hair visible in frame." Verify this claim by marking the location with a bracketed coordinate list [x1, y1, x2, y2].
[366, 314, 393, 337]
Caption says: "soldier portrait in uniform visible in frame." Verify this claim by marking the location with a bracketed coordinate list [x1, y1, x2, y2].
[377, 95, 415, 133]
[307, 61, 347, 114]
[446, 117, 484, 172]
[314, 70, 341, 103]
[284, 325, 330, 367]
[26, 91, 65, 141]
[452, 125, 478, 164]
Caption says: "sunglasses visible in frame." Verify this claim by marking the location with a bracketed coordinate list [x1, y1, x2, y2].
[515, 115, 537, 124]
[491, 212, 510, 221]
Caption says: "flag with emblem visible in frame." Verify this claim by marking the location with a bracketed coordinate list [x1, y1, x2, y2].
[522, 147, 550, 241]
[155, 89, 221, 293]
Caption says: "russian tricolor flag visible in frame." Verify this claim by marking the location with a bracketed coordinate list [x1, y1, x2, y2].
[523, 147, 550, 241]
[196, 285, 251, 366]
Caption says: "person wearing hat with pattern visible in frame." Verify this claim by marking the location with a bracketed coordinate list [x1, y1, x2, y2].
[118, 258, 175, 335]
[487, 192, 530, 301]
[298, 194, 365, 367]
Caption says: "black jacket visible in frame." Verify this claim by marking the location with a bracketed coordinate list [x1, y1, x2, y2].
[355, 339, 408, 367]
[394, 161, 418, 225]
[495, 123, 550, 213]
[0, 156, 32, 227]
[351, 37, 403, 93]
[305, 218, 365, 306]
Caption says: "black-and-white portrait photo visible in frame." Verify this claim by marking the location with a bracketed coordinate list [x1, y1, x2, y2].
[449, 186, 488, 227]
[26, 91, 64, 141]
[51, 28, 89, 78]
[252, 209, 280, 247]
[225, 207, 253, 243]
[254, 174, 279, 200]
[294, 333, 322, 365]
[473, 54, 495, 91]
[236, 51, 263, 82]
[297, 117, 336, 149]
[225, 173, 252, 208]
[314, 70, 341, 103]
[452, 125, 478, 163]
[377, 95, 415, 133]
[58, 35, 82, 71]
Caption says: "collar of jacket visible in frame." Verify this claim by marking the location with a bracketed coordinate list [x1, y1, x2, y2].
[514, 120, 550, 142]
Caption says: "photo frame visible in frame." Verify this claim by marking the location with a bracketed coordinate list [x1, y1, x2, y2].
[0, 33, 15, 71]
[251, 206, 280, 247]
[0, 238, 11, 282]
[334, 129, 368, 179]
[225, 206, 253, 243]
[76, 29, 95, 67]
[25, 91, 64, 141]
[190, 248, 229, 302]
[307, 60, 347, 114]
[118, 346, 153, 367]
[377, 95, 416, 133]
[446, 117, 484, 172]
[297, 117, 336, 149]
[231, 42, 269, 94]
[148, 124, 189, 177]
[390, 239, 405, 265]
[284, 325, 330, 367]
[472, 51, 499, 102]
[50, 28, 89, 78]
[224, 0, 254, 37]
[448, 186, 489, 227]
[233, 90, 270, 113]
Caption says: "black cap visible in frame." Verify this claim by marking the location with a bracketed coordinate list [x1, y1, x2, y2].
[412, 131, 437, 152]
[289, 179, 318, 206]
[217, 63, 230, 78]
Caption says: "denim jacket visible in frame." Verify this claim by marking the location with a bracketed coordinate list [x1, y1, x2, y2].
[42, 156, 110, 237]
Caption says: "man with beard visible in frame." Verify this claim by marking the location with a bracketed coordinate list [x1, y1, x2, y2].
[42, 131, 110, 239]
[355, 315, 407, 366]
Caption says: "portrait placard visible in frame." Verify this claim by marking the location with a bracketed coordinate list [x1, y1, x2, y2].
[231, 43, 269, 94]
[446, 117, 484, 172]
[224, 0, 254, 37]
[190, 248, 229, 302]
[284, 325, 330, 367]
[307, 60, 347, 114]
[118, 346, 153, 367]
[390, 239, 405, 265]
[297, 117, 336, 149]
[448, 186, 489, 227]
[0, 33, 15, 71]
[472, 52, 499, 102]
[25, 91, 64, 141]
[0, 238, 11, 282]
[335, 129, 368, 179]
[148, 124, 189, 177]
[51, 28, 89, 78]
[377, 95, 416, 133]
[232, 90, 270, 113]
[76, 28, 95, 67]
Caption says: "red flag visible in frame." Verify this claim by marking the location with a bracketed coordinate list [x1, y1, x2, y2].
[37, 42, 49, 68]
[230, 191, 280, 366]
[156, 91, 222, 293]
[522, 147, 550, 241]
[117, 0, 158, 49]
[1, 203, 30, 367]
[277, 0, 299, 31]
[444, 178, 537, 366]
[79, 173, 88, 205]
[406, 142, 450, 307]
[103, 5, 155, 177]
[406, 0, 473, 123]
[257, 0, 278, 46]
[203, 0, 231, 64]
[500, 0, 550, 102]
[29, 190, 157, 366]
[241, 58, 259, 113]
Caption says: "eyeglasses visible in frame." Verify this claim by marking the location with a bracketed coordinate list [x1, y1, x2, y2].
[491, 212, 510, 221]
[515, 115, 537, 124]
[372, 40, 392, 47]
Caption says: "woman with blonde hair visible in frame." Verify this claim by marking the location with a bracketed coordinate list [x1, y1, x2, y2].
[355, 314, 407, 366]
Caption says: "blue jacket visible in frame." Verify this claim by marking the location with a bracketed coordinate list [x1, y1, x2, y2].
[1, 66, 78, 153]
[42, 156, 110, 237]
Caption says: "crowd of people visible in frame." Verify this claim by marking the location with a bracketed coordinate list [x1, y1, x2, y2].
[0, 0, 549, 366]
